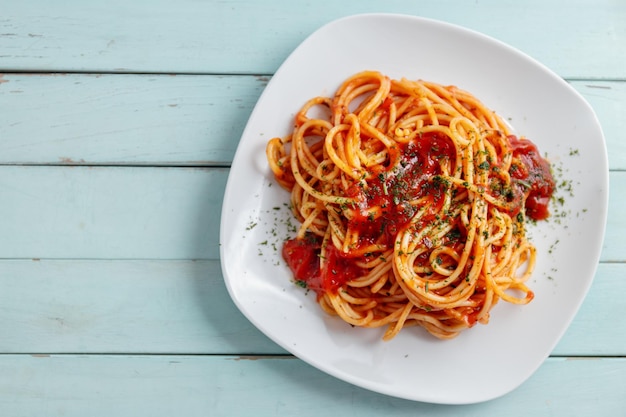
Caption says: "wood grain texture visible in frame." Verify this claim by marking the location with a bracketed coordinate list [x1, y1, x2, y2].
[0, 355, 623, 417]
[1, 0, 625, 78]
[0, 166, 226, 260]
[0, 259, 623, 356]
[0, 260, 279, 355]
[1, 0, 624, 414]
[0, 74, 267, 166]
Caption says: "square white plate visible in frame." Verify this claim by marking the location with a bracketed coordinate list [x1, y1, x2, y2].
[220, 13, 608, 404]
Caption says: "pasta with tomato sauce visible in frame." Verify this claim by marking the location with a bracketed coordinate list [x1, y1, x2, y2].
[266, 70, 555, 340]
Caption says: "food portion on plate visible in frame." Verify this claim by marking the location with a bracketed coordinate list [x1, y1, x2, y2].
[266, 70, 555, 340]
[221, 14, 607, 403]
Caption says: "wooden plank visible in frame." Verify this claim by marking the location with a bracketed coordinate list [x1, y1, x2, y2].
[604, 173, 626, 262]
[0, 166, 622, 261]
[0, 76, 624, 169]
[570, 81, 626, 171]
[0, 259, 281, 355]
[1, 1, 625, 78]
[0, 259, 622, 356]
[0, 73, 267, 166]
[553, 263, 626, 356]
[0, 354, 623, 416]
[0, 166, 227, 260]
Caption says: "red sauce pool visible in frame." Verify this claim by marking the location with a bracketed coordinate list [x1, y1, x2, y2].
[508, 135, 555, 221]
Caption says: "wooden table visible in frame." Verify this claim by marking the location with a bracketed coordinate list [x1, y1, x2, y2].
[1, 1, 624, 415]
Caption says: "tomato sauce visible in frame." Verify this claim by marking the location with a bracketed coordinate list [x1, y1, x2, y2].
[348, 132, 455, 245]
[282, 132, 456, 295]
[282, 236, 366, 296]
[282, 236, 322, 291]
[282, 133, 555, 295]
[508, 136, 555, 220]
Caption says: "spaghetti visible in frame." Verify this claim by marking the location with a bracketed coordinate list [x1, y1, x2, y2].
[266, 70, 555, 340]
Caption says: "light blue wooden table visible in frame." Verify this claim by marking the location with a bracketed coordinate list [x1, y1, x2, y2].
[1, 1, 624, 415]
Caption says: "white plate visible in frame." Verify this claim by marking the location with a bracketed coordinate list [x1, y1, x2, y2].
[220, 14, 608, 404]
